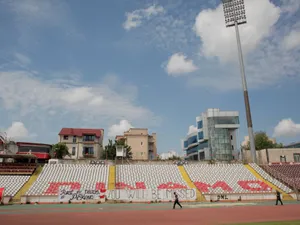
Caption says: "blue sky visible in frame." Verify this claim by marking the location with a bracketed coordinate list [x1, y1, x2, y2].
[0, 0, 300, 154]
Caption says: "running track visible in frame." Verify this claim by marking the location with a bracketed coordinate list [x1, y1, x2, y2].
[1, 204, 300, 225]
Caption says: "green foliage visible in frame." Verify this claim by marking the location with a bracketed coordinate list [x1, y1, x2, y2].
[273, 142, 284, 148]
[168, 155, 182, 160]
[103, 139, 132, 160]
[51, 143, 70, 159]
[244, 131, 284, 151]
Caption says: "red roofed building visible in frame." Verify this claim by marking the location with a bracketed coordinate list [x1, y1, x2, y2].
[58, 128, 104, 160]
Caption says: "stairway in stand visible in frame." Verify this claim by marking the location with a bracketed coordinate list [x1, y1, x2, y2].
[108, 165, 116, 190]
[178, 165, 206, 201]
[245, 164, 294, 201]
[12, 165, 43, 203]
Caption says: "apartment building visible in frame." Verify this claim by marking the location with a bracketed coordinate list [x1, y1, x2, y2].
[116, 128, 157, 160]
[58, 128, 104, 160]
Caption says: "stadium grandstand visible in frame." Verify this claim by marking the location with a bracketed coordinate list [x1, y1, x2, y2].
[0, 154, 38, 204]
[0, 151, 299, 204]
[261, 163, 300, 191]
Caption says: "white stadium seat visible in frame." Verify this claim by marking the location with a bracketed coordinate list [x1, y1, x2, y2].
[249, 163, 292, 193]
[116, 165, 188, 189]
[0, 175, 30, 196]
[26, 164, 109, 195]
[184, 164, 273, 194]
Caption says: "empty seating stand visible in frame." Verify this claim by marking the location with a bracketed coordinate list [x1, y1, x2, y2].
[249, 163, 292, 193]
[0, 163, 36, 175]
[0, 175, 30, 196]
[116, 165, 188, 189]
[26, 164, 109, 195]
[261, 164, 300, 190]
[184, 164, 273, 194]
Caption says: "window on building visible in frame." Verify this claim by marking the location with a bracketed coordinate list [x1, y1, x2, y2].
[72, 147, 76, 156]
[198, 131, 204, 140]
[231, 135, 233, 140]
[83, 147, 94, 155]
[199, 152, 205, 160]
[63, 135, 68, 140]
[280, 155, 286, 163]
[197, 120, 203, 129]
[83, 135, 95, 142]
[73, 136, 76, 143]
[294, 153, 300, 162]
[141, 142, 143, 146]
[184, 140, 188, 148]
[232, 145, 234, 150]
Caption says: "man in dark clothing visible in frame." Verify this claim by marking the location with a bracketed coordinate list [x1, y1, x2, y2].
[275, 190, 283, 205]
[173, 192, 182, 209]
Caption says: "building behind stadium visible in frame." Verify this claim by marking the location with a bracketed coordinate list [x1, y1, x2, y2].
[182, 108, 240, 161]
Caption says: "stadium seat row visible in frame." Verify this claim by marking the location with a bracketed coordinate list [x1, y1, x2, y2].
[0, 163, 299, 197]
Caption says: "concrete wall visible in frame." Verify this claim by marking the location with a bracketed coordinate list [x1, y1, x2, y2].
[243, 148, 300, 164]
[126, 135, 149, 160]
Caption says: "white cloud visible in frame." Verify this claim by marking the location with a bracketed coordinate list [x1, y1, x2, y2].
[187, 125, 197, 135]
[4, 0, 84, 46]
[108, 120, 133, 137]
[14, 53, 31, 66]
[123, 4, 164, 30]
[166, 53, 198, 76]
[6, 0, 68, 25]
[282, 30, 300, 50]
[5, 122, 30, 140]
[169, 0, 300, 91]
[281, 0, 300, 15]
[194, 0, 281, 63]
[273, 118, 300, 137]
[0, 71, 159, 134]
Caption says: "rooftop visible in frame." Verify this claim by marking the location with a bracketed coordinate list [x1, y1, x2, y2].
[16, 142, 52, 147]
[59, 128, 103, 138]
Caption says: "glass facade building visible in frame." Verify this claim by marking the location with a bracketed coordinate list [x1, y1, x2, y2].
[182, 108, 240, 161]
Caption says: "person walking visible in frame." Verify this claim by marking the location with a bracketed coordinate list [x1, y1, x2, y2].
[275, 190, 283, 205]
[173, 192, 182, 209]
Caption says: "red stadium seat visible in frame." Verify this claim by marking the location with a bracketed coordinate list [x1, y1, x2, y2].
[45, 182, 81, 194]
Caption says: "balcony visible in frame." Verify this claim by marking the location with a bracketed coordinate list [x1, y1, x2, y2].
[215, 124, 239, 129]
[82, 153, 96, 158]
[82, 135, 96, 143]
[148, 137, 155, 143]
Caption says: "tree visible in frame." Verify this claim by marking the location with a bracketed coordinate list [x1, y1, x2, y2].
[103, 139, 116, 160]
[273, 143, 284, 148]
[155, 154, 161, 160]
[51, 143, 70, 159]
[168, 155, 182, 160]
[244, 131, 284, 151]
[103, 139, 132, 160]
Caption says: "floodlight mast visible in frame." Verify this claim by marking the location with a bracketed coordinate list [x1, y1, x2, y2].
[221, 0, 256, 163]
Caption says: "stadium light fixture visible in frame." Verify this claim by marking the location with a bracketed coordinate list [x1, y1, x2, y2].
[221, 0, 257, 163]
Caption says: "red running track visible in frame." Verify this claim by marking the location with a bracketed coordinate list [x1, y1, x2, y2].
[1, 204, 300, 225]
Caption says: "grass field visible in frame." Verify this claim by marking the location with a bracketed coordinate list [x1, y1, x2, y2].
[231, 221, 300, 225]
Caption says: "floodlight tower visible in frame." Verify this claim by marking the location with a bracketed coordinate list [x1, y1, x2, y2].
[221, 0, 256, 163]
